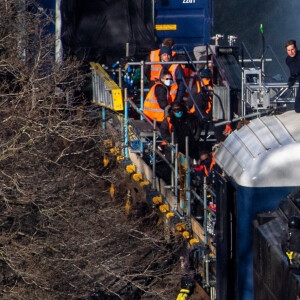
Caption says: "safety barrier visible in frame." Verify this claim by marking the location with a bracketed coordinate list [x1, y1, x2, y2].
[126, 87, 217, 296]
[90, 62, 124, 111]
[91, 85, 217, 296]
[88, 57, 243, 299]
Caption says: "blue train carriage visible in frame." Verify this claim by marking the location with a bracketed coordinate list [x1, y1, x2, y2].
[253, 188, 300, 299]
[213, 110, 300, 300]
[154, 0, 213, 51]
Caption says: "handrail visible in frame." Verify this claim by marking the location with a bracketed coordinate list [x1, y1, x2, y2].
[91, 60, 220, 295]
[126, 60, 212, 66]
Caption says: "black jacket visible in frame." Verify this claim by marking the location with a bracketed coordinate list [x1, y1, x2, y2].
[187, 83, 212, 120]
[160, 111, 201, 159]
[286, 51, 300, 79]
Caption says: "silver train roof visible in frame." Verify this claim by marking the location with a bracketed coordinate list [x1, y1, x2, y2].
[215, 110, 300, 187]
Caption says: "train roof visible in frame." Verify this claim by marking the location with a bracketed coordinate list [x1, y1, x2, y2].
[215, 110, 300, 188]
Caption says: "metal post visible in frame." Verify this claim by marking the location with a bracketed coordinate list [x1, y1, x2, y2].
[101, 107, 106, 130]
[210, 286, 216, 300]
[139, 137, 144, 157]
[126, 42, 129, 57]
[261, 59, 265, 75]
[124, 88, 129, 159]
[175, 144, 179, 201]
[152, 0, 155, 25]
[185, 136, 191, 217]
[140, 61, 145, 119]
[118, 66, 122, 89]
[55, 0, 63, 63]
[203, 175, 210, 290]
[152, 119, 157, 190]
[203, 176, 208, 244]
[205, 255, 210, 288]
[241, 68, 246, 116]
[171, 132, 175, 193]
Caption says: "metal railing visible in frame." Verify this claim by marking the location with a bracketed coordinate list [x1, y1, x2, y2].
[241, 67, 297, 113]
[122, 87, 217, 295]
[90, 62, 124, 111]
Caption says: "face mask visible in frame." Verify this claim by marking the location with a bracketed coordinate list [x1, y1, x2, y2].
[164, 79, 172, 87]
[174, 111, 183, 118]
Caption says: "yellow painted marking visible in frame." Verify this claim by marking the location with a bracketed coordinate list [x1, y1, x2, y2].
[155, 24, 177, 31]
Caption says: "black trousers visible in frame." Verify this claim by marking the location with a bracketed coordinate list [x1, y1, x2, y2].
[295, 86, 300, 113]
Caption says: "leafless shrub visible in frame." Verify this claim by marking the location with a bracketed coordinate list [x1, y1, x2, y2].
[0, 1, 185, 299]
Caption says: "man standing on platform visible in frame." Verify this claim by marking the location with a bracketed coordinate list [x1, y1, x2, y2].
[285, 40, 300, 113]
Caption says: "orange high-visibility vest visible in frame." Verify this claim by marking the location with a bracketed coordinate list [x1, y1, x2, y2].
[167, 63, 180, 82]
[196, 81, 212, 114]
[152, 64, 181, 102]
[202, 154, 216, 177]
[149, 49, 176, 81]
[224, 123, 232, 135]
[143, 82, 172, 122]
[202, 78, 211, 86]
[170, 82, 178, 102]
[153, 62, 181, 85]
[149, 49, 161, 81]
[166, 116, 173, 133]
[183, 68, 197, 99]
[188, 105, 196, 114]
[196, 79, 212, 92]
[206, 101, 212, 114]
[160, 116, 173, 147]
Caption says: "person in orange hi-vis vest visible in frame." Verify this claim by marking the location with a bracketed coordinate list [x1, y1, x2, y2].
[185, 68, 233, 144]
[186, 69, 213, 121]
[143, 70, 177, 124]
[193, 150, 216, 178]
[144, 37, 176, 83]
[145, 45, 186, 103]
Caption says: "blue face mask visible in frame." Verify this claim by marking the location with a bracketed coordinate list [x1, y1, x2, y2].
[164, 79, 172, 87]
[174, 111, 183, 118]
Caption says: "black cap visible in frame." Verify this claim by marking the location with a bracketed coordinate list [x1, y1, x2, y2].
[160, 46, 172, 56]
[200, 68, 212, 78]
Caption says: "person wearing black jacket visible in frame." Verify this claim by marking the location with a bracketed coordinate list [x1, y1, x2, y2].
[160, 102, 201, 159]
[143, 70, 177, 123]
[285, 40, 300, 113]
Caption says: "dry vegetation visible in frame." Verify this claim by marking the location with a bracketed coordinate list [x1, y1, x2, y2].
[0, 1, 190, 299]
